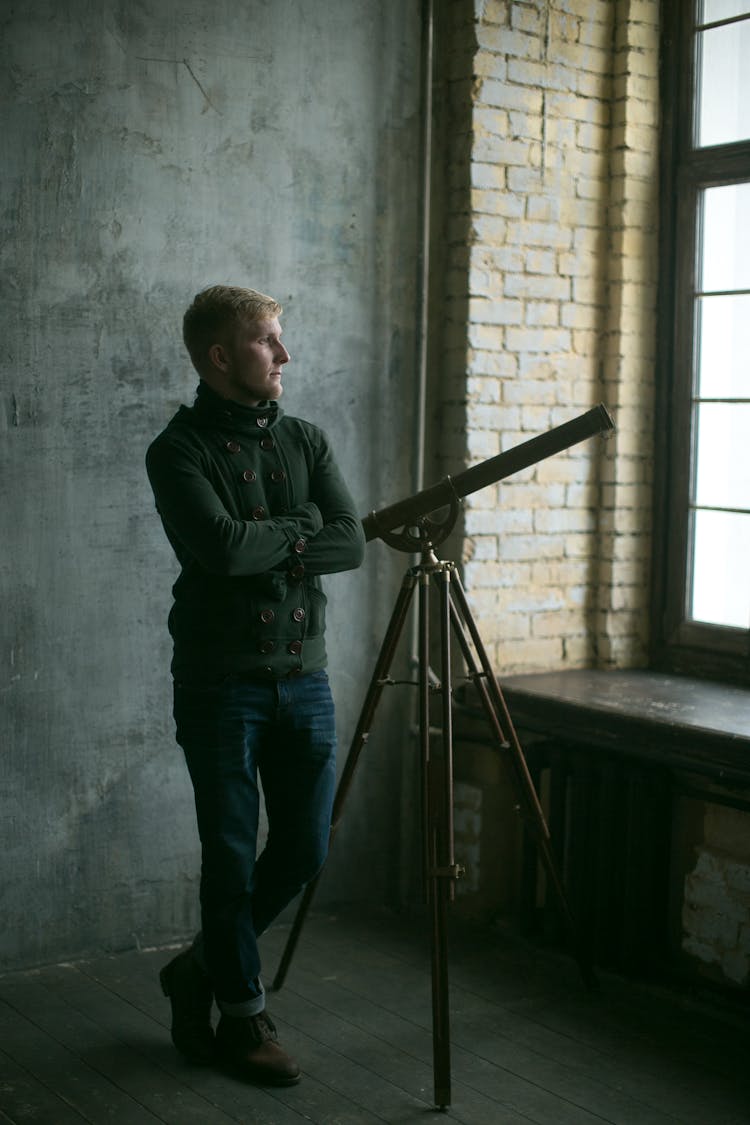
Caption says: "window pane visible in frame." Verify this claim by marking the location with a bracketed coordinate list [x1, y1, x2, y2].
[701, 1, 750, 21]
[697, 295, 750, 398]
[691, 509, 750, 627]
[697, 19, 750, 147]
[694, 402, 750, 508]
[700, 184, 750, 291]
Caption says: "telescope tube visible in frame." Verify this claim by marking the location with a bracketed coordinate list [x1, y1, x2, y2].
[362, 403, 614, 542]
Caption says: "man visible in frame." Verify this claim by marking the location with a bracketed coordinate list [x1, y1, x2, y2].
[146, 285, 365, 1085]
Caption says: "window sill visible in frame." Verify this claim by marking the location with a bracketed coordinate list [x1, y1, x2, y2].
[458, 669, 750, 789]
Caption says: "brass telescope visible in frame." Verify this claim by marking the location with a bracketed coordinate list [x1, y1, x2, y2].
[363, 402, 615, 544]
[274, 402, 615, 1110]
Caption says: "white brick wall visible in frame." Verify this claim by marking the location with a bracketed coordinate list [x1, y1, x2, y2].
[435, 0, 659, 674]
[682, 806, 750, 986]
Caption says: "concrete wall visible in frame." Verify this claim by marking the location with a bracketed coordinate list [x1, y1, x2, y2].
[1, 0, 422, 970]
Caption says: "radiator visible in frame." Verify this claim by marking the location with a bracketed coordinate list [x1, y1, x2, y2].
[521, 740, 673, 974]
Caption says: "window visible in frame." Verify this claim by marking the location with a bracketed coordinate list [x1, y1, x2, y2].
[655, 1, 750, 683]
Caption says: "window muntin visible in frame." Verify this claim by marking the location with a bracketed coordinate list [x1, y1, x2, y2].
[691, 509, 750, 627]
[689, 183, 750, 628]
[696, 17, 750, 147]
[701, 1, 750, 24]
[657, 1, 750, 680]
[697, 294, 750, 398]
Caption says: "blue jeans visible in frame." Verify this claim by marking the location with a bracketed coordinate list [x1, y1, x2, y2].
[173, 670, 337, 1016]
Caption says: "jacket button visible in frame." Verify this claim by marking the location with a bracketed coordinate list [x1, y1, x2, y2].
[262, 665, 273, 675]
[242, 469, 257, 483]
[289, 564, 305, 582]
[293, 538, 306, 554]
[260, 640, 276, 655]
[288, 640, 302, 656]
[260, 609, 275, 623]
[292, 607, 306, 622]
[252, 506, 266, 520]
[260, 436, 275, 451]
[256, 416, 269, 428]
[226, 440, 241, 453]
[271, 469, 286, 483]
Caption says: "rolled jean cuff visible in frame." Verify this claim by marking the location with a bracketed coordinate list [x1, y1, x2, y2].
[218, 983, 266, 1018]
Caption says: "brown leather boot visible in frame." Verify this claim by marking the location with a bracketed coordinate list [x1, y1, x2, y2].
[216, 1010, 301, 1086]
[159, 948, 215, 1064]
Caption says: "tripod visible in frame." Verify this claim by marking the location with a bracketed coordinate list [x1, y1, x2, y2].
[272, 497, 596, 1109]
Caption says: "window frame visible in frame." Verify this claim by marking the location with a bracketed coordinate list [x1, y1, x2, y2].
[653, 0, 750, 685]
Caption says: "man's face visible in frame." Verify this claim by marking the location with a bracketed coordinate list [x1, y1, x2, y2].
[215, 316, 290, 406]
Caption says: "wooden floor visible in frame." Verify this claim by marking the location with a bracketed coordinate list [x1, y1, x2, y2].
[0, 908, 747, 1124]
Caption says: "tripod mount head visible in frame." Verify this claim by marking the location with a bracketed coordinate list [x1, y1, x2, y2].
[362, 404, 614, 553]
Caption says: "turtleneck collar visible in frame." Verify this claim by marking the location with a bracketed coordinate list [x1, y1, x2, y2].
[192, 380, 282, 434]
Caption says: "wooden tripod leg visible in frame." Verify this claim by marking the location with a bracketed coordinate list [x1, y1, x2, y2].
[447, 568, 597, 990]
[272, 570, 418, 992]
[428, 566, 456, 1109]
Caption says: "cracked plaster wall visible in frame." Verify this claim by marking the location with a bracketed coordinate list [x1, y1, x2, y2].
[1, 0, 421, 970]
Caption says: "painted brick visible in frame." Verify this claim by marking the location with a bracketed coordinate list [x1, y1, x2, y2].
[499, 477, 562, 508]
[578, 15, 614, 49]
[524, 249, 557, 274]
[491, 637, 563, 673]
[510, 4, 543, 35]
[557, 251, 598, 277]
[502, 379, 557, 406]
[478, 0, 509, 25]
[683, 903, 740, 950]
[505, 220, 573, 249]
[467, 375, 501, 403]
[471, 189, 525, 218]
[561, 302, 598, 330]
[497, 587, 566, 614]
[474, 246, 526, 272]
[474, 50, 509, 80]
[508, 109, 544, 140]
[525, 301, 559, 328]
[471, 297, 525, 327]
[476, 25, 543, 60]
[465, 535, 500, 562]
[507, 58, 578, 92]
[474, 106, 513, 138]
[534, 507, 596, 534]
[546, 91, 610, 126]
[525, 195, 562, 222]
[467, 429, 500, 460]
[505, 273, 571, 301]
[554, 41, 611, 76]
[576, 121, 609, 151]
[506, 326, 572, 353]
[576, 69, 610, 99]
[439, 0, 659, 683]
[467, 350, 520, 378]
[532, 609, 588, 638]
[473, 134, 534, 165]
[479, 77, 544, 113]
[562, 146, 609, 177]
[550, 11, 582, 43]
[506, 165, 545, 192]
[471, 162, 507, 189]
[499, 533, 566, 562]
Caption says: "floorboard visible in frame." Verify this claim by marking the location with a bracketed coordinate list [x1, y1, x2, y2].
[0, 908, 747, 1125]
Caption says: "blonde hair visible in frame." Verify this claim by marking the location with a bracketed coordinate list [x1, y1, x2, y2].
[183, 285, 283, 373]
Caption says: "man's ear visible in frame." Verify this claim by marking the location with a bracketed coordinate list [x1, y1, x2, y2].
[208, 342, 230, 371]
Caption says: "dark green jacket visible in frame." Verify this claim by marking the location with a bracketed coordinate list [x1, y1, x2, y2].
[146, 381, 366, 679]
